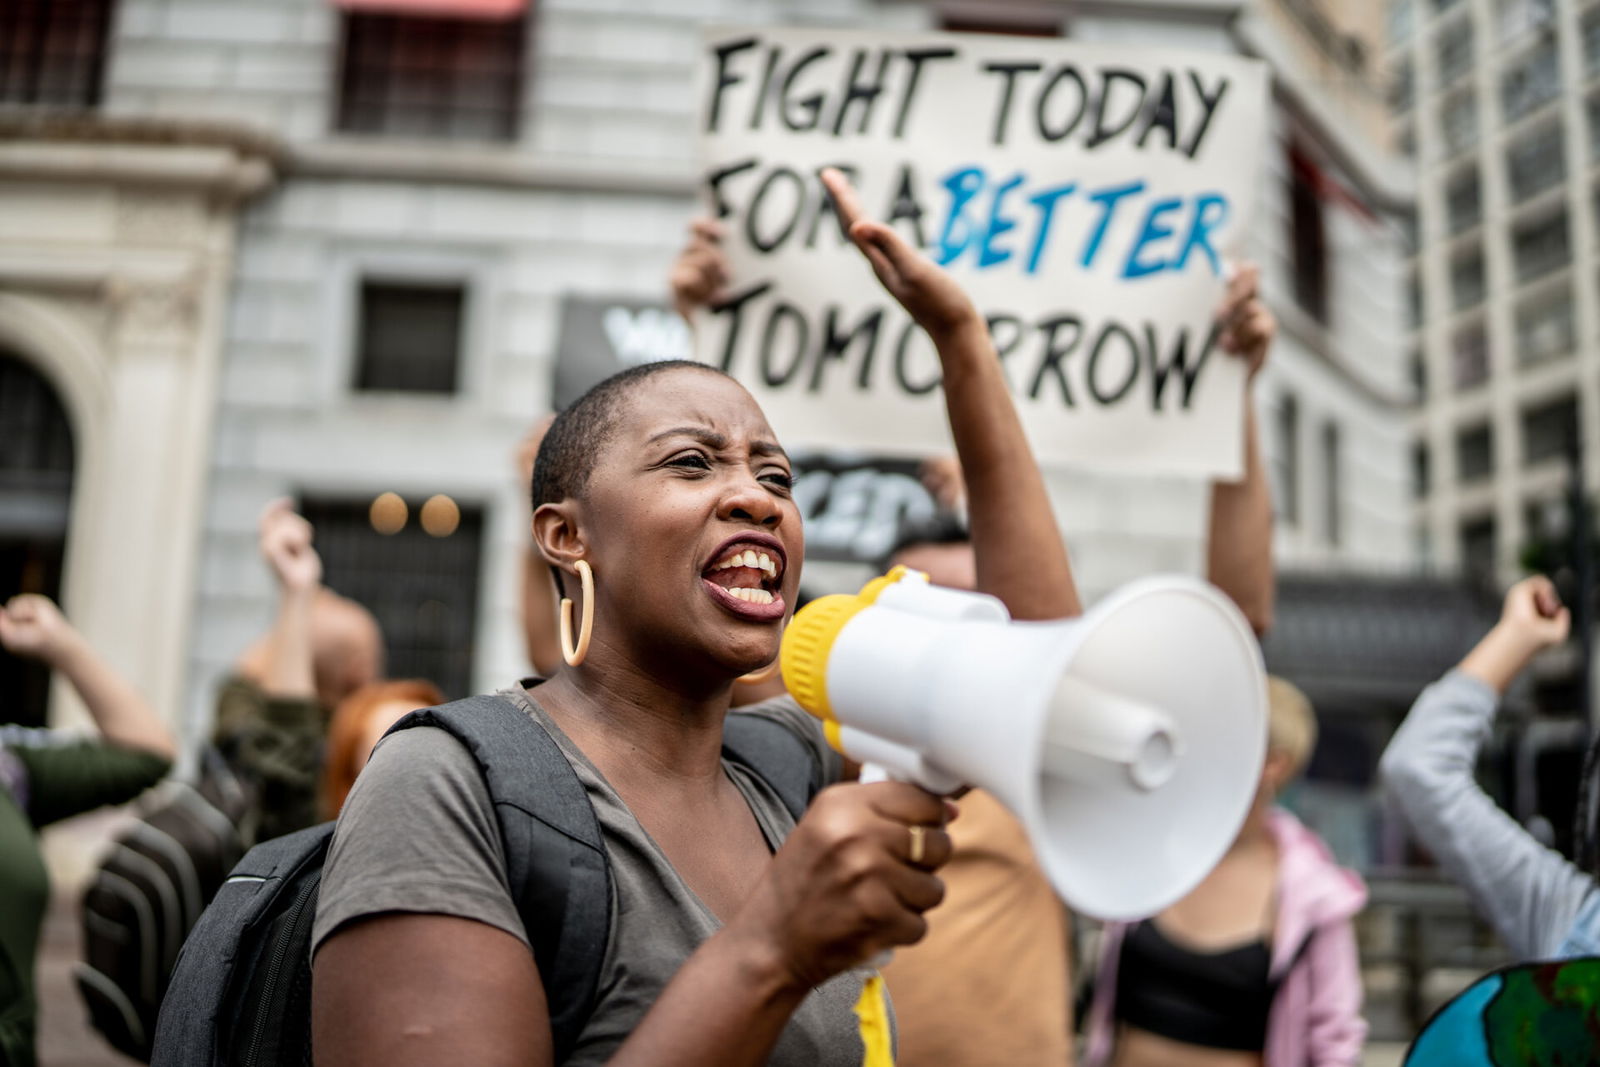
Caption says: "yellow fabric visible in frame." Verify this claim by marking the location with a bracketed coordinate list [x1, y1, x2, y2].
[853, 973, 895, 1066]
[881, 790, 1075, 1066]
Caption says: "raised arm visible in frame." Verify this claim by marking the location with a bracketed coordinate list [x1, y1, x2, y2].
[0, 594, 175, 760]
[819, 168, 1078, 621]
[256, 498, 321, 700]
[1205, 263, 1275, 636]
[1379, 577, 1592, 957]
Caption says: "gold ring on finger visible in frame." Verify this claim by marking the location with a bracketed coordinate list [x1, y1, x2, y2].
[908, 824, 927, 866]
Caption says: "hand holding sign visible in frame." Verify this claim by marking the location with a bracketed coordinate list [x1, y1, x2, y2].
[1214, 263, 1274, 382]
[820, 167, 981, 344]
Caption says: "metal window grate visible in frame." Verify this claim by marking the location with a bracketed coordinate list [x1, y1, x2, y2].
[299, 497, 484, 701]
[0, 0, 111, 107]
[354, 281, 465, 394]
[336, 13, 525, 142]
[0, 354, 75, 729]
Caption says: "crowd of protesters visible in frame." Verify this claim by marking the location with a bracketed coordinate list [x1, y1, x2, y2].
[0, 166, 1594, 1067]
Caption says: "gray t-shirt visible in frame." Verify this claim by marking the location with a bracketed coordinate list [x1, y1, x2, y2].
[313, 686, 883, 1065]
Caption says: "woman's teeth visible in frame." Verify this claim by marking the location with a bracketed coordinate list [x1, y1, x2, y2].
[710, 549, 779, 579]
[724, 587, 776, 604]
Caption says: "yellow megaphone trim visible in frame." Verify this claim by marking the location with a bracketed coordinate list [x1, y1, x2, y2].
[779, 566, 918, 754]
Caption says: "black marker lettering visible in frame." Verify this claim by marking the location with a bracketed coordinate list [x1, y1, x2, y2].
[832, 48, 893, 136]
[982, 61, 1042, 146]
[892, 48, 959, 138]
[1086, 68, 1148, 150]
[708, 36, 758, 133]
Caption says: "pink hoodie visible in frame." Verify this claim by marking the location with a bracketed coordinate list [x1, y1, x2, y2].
[1083, 808, 1368, 1067]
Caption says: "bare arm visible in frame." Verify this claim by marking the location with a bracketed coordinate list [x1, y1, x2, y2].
[0, 595, 175, 760]
[820, 168, 1078, 621]
[257, 499, 320, 700]
[1205, 264, 1275, 636]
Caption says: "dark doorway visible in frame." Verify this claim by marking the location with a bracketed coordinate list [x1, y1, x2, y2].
[298, 495, 484, 700]
[0, 353, 76, 728]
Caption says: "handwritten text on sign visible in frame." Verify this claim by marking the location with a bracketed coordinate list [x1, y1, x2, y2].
[693, 28, 1268, 478]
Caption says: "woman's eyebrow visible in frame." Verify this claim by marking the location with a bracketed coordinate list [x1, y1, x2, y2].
[749, 439, 789, 463]
[647, 426, 729, 449]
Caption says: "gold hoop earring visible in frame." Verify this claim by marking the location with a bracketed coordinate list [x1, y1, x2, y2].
[560, 559, 594, 667]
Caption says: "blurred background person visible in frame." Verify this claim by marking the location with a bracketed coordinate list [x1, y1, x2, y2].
[1381, 577, 1598, 961]
[0, 595, 174, 1066]
[320, 678, 445, 820]
[1082, 677, 1367, 1067]
[213, 499, 385, 843]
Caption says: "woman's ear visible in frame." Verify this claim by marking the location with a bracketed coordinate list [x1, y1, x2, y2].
[532, 502, 586, 575]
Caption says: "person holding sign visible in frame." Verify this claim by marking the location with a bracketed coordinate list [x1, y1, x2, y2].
[309, 170, 1077, 1066]
[673, 207, 1282, 1067]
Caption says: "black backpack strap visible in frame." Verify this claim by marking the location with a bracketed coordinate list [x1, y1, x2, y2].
[721, 711, 825, 822]
[390, 694, 609, 1065]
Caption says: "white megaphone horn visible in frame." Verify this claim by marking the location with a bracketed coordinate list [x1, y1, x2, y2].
[779, 567, 1268, 921]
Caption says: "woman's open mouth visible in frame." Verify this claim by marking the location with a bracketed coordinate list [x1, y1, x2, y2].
[701, 536, 787, 621]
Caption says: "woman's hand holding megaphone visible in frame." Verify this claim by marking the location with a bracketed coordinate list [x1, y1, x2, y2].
[724, 781, 955, 990]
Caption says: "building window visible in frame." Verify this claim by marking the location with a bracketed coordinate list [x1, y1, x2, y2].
[1514, 286, 1576, 364]
[1584, 6, 1600, 79]
[1511, 208, 1570, 283]
[1456, 423, 1494, 484]
[1409, 348, 1427, 400]
[1499, 0, 1555, 42]
[1460, 516, 1497, 582]
[1445, 168, 1482, 235]
[1322, 422, 1342, 548]
[1440, 90, 1478, 159]
[1451, 247, 1487, 310]
[1505, 122, 1565, 203]
[1413, 442, 1431, 500]
[1390, 0, 1415, 46]
[1436, 19, 1475, 89]
[354, 281, 466, 394]
[1435, 0, 1462, 12]
[300, 496, 484, 700]
[1520, 393, 1578, 467]
[940, 12, 1063, 35]
[336, 13, 525, 141]
[1450, 319, 1490, 390]
[1502, 39, 1561, 123]
[1397, 122, 1417, 159]
[0, 0, 112, 107]
[1275, 393, 1300, 526]
[1407, 269, 1424, 329]
[1587, 95, 1600, 162]
[1389, 56, 1414, 114]
[1288, 147, 1329, 324]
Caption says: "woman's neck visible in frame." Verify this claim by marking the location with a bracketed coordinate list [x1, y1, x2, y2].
[534, 642, 734, 788]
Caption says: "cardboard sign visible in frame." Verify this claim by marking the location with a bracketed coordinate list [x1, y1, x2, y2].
[693, 27, 1268, 478]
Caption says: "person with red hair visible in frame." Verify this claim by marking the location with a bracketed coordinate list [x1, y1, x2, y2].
[321, 679, 445, 820]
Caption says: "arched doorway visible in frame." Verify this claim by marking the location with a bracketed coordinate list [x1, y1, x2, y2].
[0, 352, 75, 727]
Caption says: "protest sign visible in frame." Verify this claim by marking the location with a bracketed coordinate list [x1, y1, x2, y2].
[693, 26, 1268, 478]
[552, 295, 690, 409]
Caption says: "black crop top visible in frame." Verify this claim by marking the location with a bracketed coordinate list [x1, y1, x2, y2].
[1114, 919, 1276, 1051]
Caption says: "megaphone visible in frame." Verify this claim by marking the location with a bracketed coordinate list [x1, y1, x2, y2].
[780, 567, 1267, 921]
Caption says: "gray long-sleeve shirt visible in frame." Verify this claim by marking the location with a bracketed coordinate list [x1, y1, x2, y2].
[1379, 669, 1598, 959]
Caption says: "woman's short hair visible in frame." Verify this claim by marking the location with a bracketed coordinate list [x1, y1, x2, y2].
[321, 678, 445, 818]
[1266, 675, 1318, 780]
[532, 360, 731, 510]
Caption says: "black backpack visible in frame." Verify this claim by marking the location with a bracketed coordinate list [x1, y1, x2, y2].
[75, 747, 255, 1060]
[148, 694, 823, 1067]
